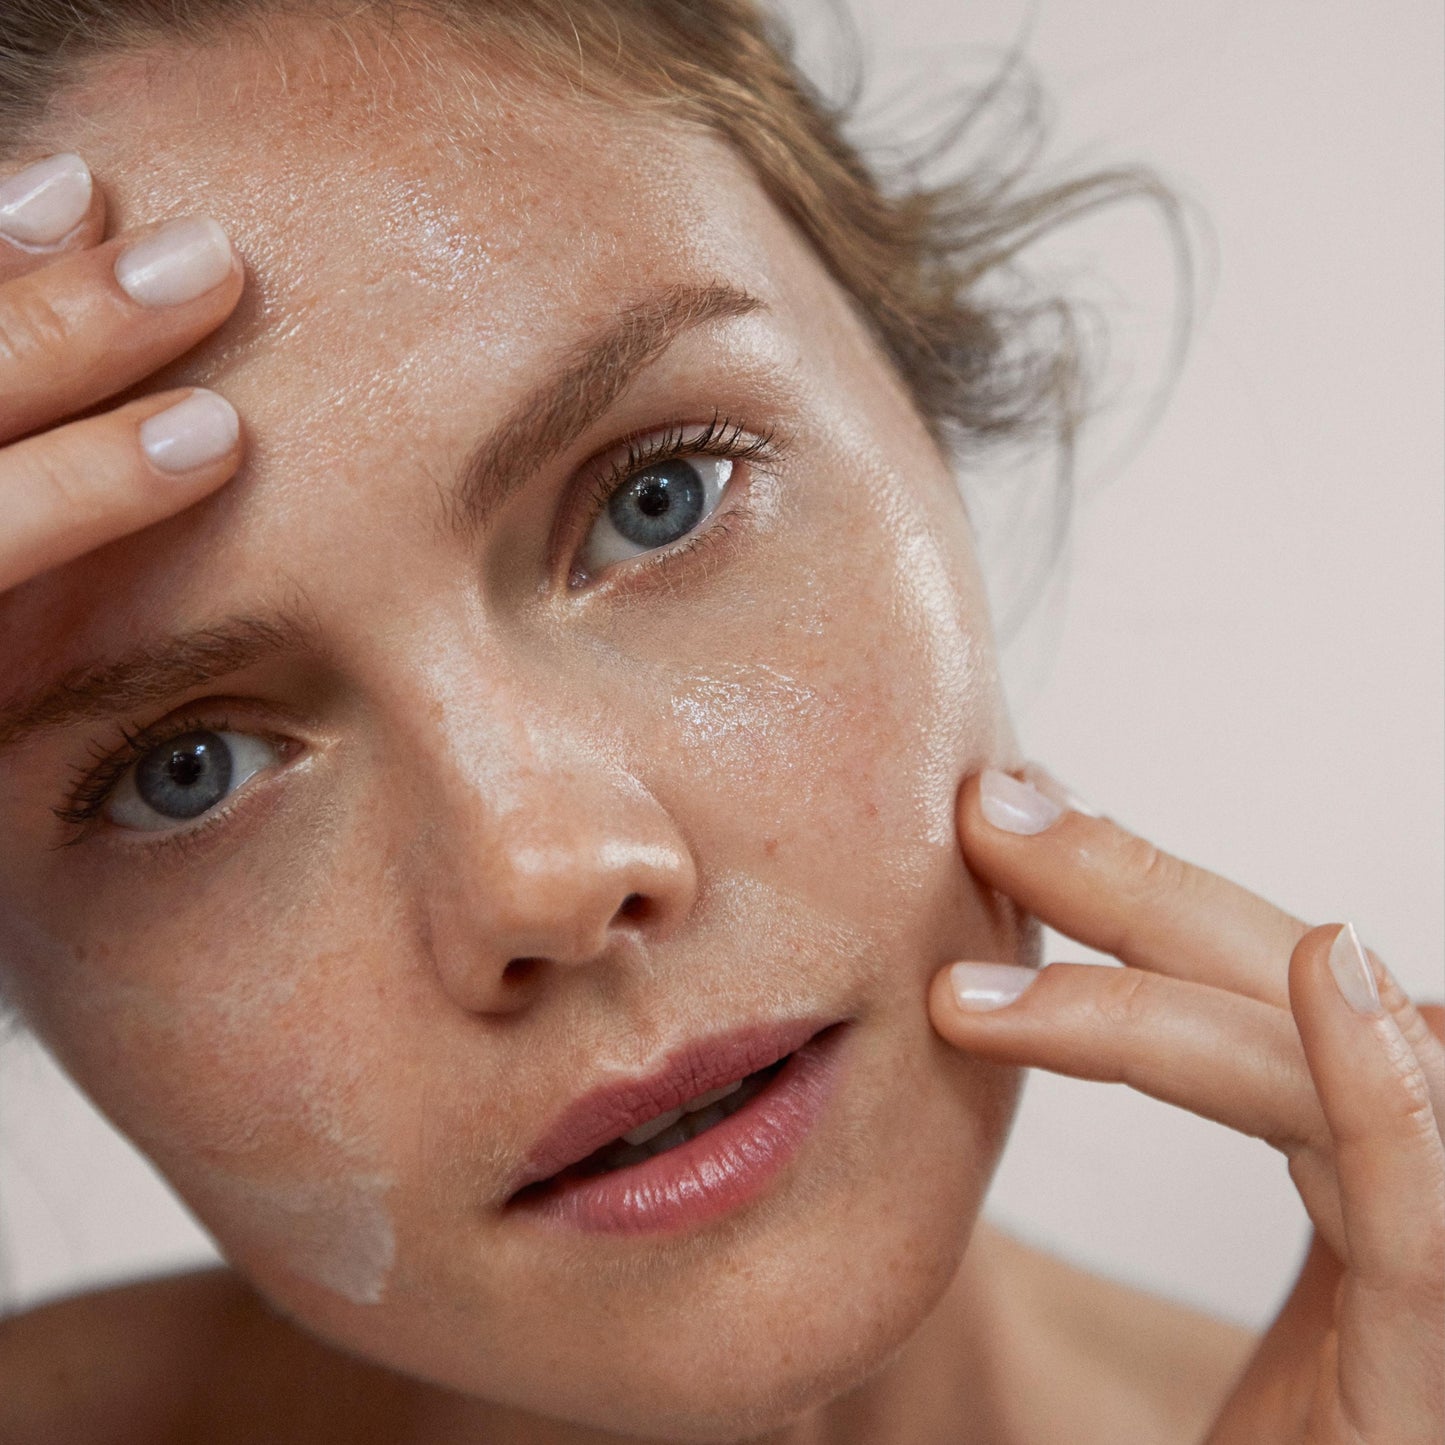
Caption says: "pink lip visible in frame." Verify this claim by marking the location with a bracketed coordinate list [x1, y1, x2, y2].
[507, 1017, 848, 1234]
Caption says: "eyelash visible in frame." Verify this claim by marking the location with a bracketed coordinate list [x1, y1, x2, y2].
[52, 710, 253, 845]
[53, 414, 780, 845]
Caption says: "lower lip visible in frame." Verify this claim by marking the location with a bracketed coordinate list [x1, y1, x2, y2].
[509, 1024, 847, 1235]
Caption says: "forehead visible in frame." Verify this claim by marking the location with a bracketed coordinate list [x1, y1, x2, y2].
[5, 17, 843, 667]
[53, 14, 784, 387]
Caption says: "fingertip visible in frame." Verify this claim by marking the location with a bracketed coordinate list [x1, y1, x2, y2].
[135, 387, 243, 485]
[957, 765, 1068, 847]
[1289, 922, 1385, 1022]
[0, 152, 107, 277]
[928, 960, 1043, 1049]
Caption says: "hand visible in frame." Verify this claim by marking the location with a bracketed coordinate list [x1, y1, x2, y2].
[930, 766, 1445, 1445]
[0, 151, 245, 595]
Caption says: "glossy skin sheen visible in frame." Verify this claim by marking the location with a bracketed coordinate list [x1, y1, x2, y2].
[0, 18, 1032, 1442]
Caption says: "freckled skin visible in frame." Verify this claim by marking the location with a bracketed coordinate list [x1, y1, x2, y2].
[0, 16, 1035, 1443]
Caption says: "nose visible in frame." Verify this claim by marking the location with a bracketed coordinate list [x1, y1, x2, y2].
[418, 754, 698, 1016]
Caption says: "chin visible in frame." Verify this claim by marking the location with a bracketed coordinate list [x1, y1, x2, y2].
[572, 1242, 974, 1443]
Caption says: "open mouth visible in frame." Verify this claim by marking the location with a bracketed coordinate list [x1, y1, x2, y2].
[507, 1021, 847, 1231]
[514, 1053, 793, 1198]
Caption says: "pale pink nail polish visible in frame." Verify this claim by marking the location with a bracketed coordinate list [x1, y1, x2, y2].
[1327, 922, 1382, 1016]
[1022, 762, 1101, 818]
[979, 769, 1063, 835]
[0, 152, 92, 246]
[950, 962, 1039, 1011]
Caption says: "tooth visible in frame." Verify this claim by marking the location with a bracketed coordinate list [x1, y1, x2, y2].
[622, 1106, 684, 1146]
[684, 1081, 743, 1112]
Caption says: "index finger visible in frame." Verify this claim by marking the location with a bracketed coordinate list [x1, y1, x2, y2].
[0, 153, 108, 281]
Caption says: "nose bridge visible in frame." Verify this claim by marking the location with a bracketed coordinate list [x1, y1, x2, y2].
[402, 650, 697, 1012]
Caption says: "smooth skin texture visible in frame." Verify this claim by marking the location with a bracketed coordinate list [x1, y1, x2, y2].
[0, 15, 1436, 1445]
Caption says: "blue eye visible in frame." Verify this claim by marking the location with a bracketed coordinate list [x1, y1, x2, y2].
[581, 455, 733, 571]
[105, 729, 280, 832]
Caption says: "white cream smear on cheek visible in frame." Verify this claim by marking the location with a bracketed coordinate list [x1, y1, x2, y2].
[52, 957, 401, 1307]
[182, 1165, 397, 1307]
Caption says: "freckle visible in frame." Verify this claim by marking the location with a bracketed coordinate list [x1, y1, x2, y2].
[763, 837, 778, 857]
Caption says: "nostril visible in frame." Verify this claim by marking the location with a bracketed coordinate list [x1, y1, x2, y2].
[617, 892, 650, 923]
[503, 957, 542, 986]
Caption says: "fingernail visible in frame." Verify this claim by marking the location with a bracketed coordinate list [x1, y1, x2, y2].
[0, 152, 92, 247]
[951, 962, 1040, 1011]
[1022, 762, 1101, 818]
[1327, 922, 1382, 1016]
[140, 391, 240, 473]
[115, 216, 235, 307]
[980, 768, 1064, 835]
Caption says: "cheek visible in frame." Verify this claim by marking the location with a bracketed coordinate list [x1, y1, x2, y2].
[0, 847, 411, 1307]
[660, 489, 1005, 919]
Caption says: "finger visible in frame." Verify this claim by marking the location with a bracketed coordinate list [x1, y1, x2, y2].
[929, 959, 1328, 1154]
[1372, 973, 1445, 1142]
[1420, 1003, 1445, 1045]
[931, 957, 1353, 1251]
[0, 214, 242, 444]
[960, 767, 1308, 1008]
[1291, 923, 1445, 1440]
[0, 388, 242, 592]
[0, 153, 106, 281]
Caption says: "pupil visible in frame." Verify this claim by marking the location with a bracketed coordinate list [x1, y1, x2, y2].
[135, 730, 234, 820]
[637, 481, 671, 517]
[169, 752, 204, 787]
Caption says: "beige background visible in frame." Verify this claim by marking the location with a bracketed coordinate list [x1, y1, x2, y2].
[2, 1, 1441, 1329]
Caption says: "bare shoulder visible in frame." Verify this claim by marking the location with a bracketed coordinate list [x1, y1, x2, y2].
[971, 1222, 1260, 1445]
[0, 1267, 249, 1445]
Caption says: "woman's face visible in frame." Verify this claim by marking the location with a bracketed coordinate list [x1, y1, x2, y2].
[0, 20, 1030, 1440]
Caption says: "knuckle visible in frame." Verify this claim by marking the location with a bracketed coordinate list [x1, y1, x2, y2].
[19, 439, 112, 530]
[1115, 830, 1190, 904]
[0, 284, 73, 369]
[1096, 966, 1154, 1033]
[1372, 1031, 1440, 1134]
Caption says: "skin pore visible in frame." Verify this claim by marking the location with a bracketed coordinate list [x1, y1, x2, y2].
[0, 15, 1258, 1445]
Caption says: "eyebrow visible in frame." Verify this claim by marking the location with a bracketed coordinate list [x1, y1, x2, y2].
[0, 282, 765, 755]
[446, 280, 765, 537]
[0, 613, 317, 755]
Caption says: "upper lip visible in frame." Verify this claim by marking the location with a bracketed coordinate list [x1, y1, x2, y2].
[507, 1014, 833, 1198]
